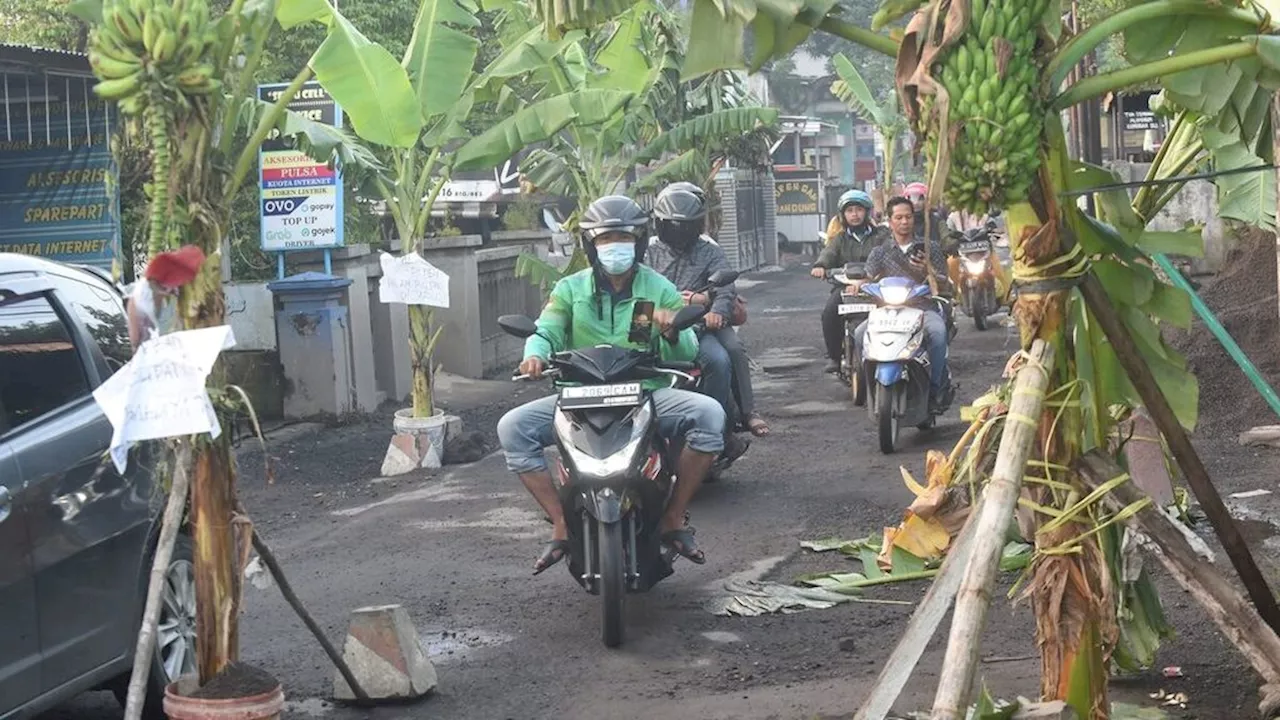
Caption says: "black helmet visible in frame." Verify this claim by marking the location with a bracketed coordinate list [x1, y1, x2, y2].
[653, 185, 708, 221]
[579, 195, 649, 266]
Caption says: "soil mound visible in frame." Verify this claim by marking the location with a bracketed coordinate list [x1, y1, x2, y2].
[1166, 226, 1280, 437]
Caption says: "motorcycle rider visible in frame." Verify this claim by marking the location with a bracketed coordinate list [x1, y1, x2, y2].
[904, 182, 945, 246]
[857, 196, 953, 413]
[647, 184, 763, 448]
[810, 189, 889, 373]
[497, 195, 725, 573]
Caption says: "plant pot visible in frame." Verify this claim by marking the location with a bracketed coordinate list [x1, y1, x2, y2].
[381, 409, 459, 476]
[163, 675, 284, 720]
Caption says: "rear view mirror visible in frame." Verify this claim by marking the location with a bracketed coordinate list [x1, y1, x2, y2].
[672, 304, 709, 331]
[707, 270, 739, 287]
[498, 315, 538, 339]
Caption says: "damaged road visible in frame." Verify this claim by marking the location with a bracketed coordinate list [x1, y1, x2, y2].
[44, 264, 1271, 720]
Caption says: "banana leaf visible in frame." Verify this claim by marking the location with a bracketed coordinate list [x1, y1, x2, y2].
[453, 89, 633, 170]
[630, 107, 779, 166]
[401, 0, 481, 119]
[832, 53, 889, 125]
[235, 97, 385, 190]
[631, 150, 712, 194]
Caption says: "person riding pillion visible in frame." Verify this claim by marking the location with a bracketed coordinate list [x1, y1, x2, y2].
[811, 189, 890, 373]
[497, 195, 725, 575]
[647, 185, 755, 458]
[855, 196, 954, 414]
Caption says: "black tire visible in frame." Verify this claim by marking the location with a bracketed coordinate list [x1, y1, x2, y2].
[113, 534, 194, 720]
[877, 387, 899, 454]
[843, 336, 866, 407]
[599, 520, 626, 648]
[974, 311, 988, 331]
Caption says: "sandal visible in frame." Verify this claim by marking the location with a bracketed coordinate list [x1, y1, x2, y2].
[533, 539, 571, 575]
[661, 528, 706, 564]
[747, 414, 771, 437]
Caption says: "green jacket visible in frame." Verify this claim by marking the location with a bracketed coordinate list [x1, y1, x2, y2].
[525, 265, 699, 390]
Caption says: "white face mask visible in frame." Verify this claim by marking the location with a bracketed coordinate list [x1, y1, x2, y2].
[596, 243, 636, 275]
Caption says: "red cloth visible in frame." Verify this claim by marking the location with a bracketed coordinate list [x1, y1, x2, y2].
[144, 245, 205, 288]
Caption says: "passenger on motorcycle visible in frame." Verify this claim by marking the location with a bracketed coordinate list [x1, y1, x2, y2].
[811, 189, 889, 373]
[856, 196, 954, 414]
[497, 195, 725, 574]
[647, 184, 761, 450]
[904, 181, 946, 247]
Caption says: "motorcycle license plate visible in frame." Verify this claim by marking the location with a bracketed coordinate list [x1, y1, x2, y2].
[868, 309, 921, 333]
[959, 240, 990, 254]
[559, 382, 643, 409]
[838, 302, 876, 315]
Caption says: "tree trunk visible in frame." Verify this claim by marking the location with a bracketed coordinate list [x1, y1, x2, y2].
[191, 437, 241, 684]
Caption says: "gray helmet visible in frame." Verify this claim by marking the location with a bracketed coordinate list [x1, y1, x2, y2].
[579, 195, 650, 265]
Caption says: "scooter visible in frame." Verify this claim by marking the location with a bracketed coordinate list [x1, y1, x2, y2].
[828, 261, 875, 407]
[497, 270, 736, 649]
[952, 222, 1000, 331]
[860, 274, 955, 454]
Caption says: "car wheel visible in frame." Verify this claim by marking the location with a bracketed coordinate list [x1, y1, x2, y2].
[112, 534, 196, 719]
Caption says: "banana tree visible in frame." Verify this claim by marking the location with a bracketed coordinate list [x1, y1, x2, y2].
[607, 0, 1280, 716]
[831, 51, 907, 191]
[86, 0, 407, 691]
[459, 0, 779, 291]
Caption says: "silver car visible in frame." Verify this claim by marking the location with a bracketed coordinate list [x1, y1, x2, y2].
[1, 253, 195, 719]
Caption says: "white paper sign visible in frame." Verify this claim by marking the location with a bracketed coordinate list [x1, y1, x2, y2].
[379, 252, 450, 307]
[92, 326, 237, 473]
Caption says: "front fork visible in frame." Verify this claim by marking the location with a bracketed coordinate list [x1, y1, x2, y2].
[582, 511, 641, 592]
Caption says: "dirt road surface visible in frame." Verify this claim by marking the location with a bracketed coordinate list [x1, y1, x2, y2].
[44, 264, 1267, 719]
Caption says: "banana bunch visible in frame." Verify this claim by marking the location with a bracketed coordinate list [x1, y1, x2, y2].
[929, 0, 1050, 213]
[90, 0, 220, 113]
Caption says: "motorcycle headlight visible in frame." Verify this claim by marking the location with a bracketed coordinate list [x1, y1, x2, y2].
[881, 285, 911, 306]
[964, 258, 987, 274]
[554, 402, 652, 479]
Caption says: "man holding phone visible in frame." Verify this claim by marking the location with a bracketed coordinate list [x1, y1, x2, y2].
[859, 196, 953, 413]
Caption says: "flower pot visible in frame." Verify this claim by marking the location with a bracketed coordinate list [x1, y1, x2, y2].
[381, 409, 459, 475]
[163, 673, 284, 720]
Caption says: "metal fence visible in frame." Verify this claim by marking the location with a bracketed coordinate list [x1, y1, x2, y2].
[477, 249, 543, 376]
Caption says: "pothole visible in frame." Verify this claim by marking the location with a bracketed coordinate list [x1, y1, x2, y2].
[425, 628, 515, 662]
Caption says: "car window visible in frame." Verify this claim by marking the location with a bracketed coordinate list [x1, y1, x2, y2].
[53, 274, 131, 374]
[0, 296, 90, 433]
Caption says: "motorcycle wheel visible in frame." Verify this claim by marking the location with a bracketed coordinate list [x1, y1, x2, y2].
[973, 310, 988, 331]
[876, 387, 899, 454]
[844, 336, 866, 407]
[599, 520, 625, 648]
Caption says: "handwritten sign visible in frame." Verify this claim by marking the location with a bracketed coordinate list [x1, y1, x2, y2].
[379, 252, 450, 307]
[92, 326, 236, 472]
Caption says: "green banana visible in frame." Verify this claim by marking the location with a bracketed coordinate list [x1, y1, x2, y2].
[93, 73, 142, 99]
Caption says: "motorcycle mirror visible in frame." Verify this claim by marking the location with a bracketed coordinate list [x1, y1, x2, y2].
[707, 269, 739, 287]
[498, 314, 539, 339]
[672, 304, 709, 331]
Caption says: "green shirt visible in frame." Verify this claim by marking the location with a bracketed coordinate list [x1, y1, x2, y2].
[525, 265, 699, 390]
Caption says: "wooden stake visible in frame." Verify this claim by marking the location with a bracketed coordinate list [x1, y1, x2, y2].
[1076, 450, 1280, 686]
[1079, 274, 1280, 634]
[124, 441, 192, 720]
[250, 531, 371, 702]
[853, 494, 986, 720]
[931, 340, 1055, 720]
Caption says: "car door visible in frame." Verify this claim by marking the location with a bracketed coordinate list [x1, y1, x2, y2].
[0, 441, 40, 714]
[0, 288, 149, 694]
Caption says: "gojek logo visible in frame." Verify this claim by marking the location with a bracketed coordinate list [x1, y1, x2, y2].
[262, 196, 309, 216]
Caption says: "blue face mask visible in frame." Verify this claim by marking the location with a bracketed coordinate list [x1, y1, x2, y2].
[596, 243, 636, 275]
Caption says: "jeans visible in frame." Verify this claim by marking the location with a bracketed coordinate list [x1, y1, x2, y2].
[696, 330, 736, 432]
[820, 289, 845, 362]
[712, 327, 755, 418]
[856, 308, 949, 398]
[497, 389, 726, 474]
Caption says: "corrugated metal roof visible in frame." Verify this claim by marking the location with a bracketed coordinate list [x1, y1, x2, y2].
[0, 43, 87, 58]
[0, 43, 92, 74]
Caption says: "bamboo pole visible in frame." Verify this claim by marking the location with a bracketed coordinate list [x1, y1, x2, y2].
[124, 441, 192, 720]
[853, 494, 986, 720]
[931, 340, 1055, 719]
[1076, 450, 1280, 686]
[1078, 274, 1280, 633]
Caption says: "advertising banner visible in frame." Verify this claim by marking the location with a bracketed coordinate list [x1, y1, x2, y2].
[0, 74, 120, 268]
[258, 81, 344, 251]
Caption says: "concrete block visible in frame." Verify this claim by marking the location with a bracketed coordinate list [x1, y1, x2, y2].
[333, 604, 437, 701]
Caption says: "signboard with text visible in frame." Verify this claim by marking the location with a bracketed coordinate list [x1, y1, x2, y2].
[258, 81, 343, 251]
[774, 179, 821, 215]
[0, 74, 120, 267]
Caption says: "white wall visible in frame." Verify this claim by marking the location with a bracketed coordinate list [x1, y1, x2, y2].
[224, 282, 276, 351]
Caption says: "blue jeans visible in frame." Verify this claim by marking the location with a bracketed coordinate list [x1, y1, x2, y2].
[696, 330, 736, 432]
[856, 308, 949, 398]
[497, 389, 726, 474]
